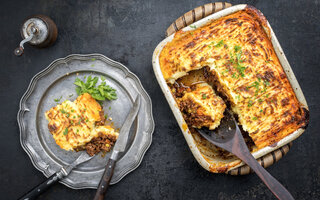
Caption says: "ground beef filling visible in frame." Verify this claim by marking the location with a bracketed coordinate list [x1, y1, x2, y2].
[85, 132, 117, 156]
[179, 97, 214, 129]
[170, 82, 192, 98]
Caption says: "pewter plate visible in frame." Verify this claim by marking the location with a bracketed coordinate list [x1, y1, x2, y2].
[17, 54, 154, 189]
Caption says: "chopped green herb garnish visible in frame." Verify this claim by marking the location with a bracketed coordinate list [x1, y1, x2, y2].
[234, 45, 241, 52]
[74, 75, 117, 101]
[69, 94, 74, 98]
[54, 96, 62, 102]
[258, 98, 263, 103]
[248, 81, 260, 96]
[252, 117, 258, 120]
[66, 113, 70, 118]
[63, 128, 68, 135]
[73, 116, 76, 119]
[100, 76, 106, 81]
[232, 73, 239, 79]
[236, 50, 243, 62]
[189, 25, 197, 29]
[236, 95, 241, 101]
[104, 114, 108, 119]
[248, 100, 253, 107]
[229, 46, 247, 77]
[249, 81, 260, 90]
[202, 94, 207, 99]
[60, 109, 67, 114]
[71, 109, 74, 112]
[215, 40, 224, 47]
[229, 52, 235, 64]
[222, 69, 229, 76]
[264, 80, 270, 86]
[86, 119, 89, 122]
[236, 64, 246, 77]
[260, 109, 263, 113]
[262, 87, 267, 93]
[109, 106, 111, 110]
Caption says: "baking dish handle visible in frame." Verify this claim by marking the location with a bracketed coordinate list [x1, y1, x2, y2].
[166, 2, 232, 36]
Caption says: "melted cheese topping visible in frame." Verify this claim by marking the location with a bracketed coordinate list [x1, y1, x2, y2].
[160, 8, 308, 149]
[178, 83, 226, 130]
[45, 93, 118, 151]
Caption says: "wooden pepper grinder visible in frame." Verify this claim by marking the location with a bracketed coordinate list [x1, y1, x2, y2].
[14, 15, 58, 56]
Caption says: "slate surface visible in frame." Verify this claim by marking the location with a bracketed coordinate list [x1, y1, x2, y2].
[0, 0, 319, 199]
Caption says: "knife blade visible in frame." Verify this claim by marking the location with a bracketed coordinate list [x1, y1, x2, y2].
[19, 152, 94, 200]
[93, 95, 141, 200]
[112, 95, 141, 157]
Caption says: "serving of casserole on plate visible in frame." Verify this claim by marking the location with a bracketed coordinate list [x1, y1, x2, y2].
[152, 4, 309, 173]
[18, 54, 154, 189]
[45, 93, 119, 156]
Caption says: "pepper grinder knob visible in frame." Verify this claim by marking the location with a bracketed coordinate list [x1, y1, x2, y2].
[14, 15, 58, 56]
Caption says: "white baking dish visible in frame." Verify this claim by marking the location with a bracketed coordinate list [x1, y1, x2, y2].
[152, 4, 309, 172]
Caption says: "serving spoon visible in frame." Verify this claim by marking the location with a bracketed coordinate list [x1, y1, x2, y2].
[197, 109, 294, 200]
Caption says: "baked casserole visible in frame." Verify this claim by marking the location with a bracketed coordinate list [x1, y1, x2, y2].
[45, 93, 118, 156]
[159, 5, 308, 161]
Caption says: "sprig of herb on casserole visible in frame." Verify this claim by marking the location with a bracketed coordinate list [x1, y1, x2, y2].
[229, 45, 246, 78]
[74, 75, 117, 101]
[215, 40, 224, 47]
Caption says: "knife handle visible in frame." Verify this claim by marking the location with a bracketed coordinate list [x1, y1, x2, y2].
[93, 158, 116, 200]
[18, 173, 61, 200]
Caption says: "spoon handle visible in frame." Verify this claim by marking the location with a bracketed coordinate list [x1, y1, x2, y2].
[236, 141, 294, 200]
[241, 154, 294, 200]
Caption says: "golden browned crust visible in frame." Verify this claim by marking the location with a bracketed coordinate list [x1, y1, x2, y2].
[160, 8, 308, 149]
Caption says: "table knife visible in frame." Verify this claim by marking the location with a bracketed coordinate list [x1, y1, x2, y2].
[93, 95, 141, 200]
[19, 152, 94, 200]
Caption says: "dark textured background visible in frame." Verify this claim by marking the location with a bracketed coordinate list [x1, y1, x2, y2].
[0, 0, 319, 199]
